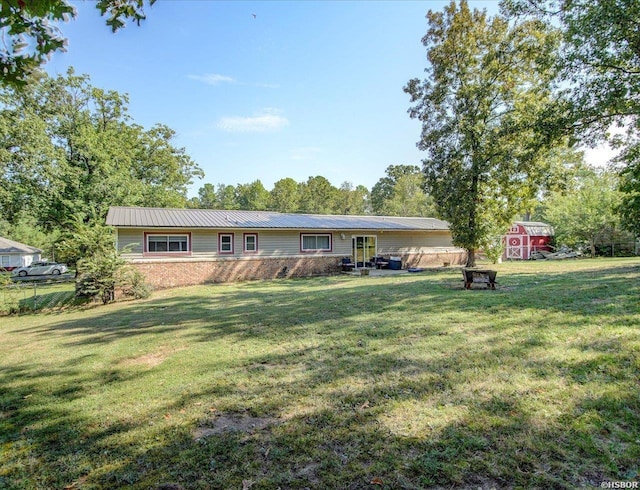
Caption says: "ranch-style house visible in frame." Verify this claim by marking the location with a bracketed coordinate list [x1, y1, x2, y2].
[106, 206, 467, 288]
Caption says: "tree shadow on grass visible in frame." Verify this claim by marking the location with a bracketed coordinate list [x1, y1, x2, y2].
[1, 263, 639, 488]
[21, 261, 639, 349]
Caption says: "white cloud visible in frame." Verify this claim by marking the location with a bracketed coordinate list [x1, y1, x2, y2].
[189, 74, 235, 85]
[188, 74, 278, 89]
[290, 147, 321, 161]
[216, 110, 290, 133]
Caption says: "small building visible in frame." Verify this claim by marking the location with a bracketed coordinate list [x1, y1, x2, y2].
[0, 237, 42, 271]
[503, 221, 554, 260]
[106, 206, 467, 289]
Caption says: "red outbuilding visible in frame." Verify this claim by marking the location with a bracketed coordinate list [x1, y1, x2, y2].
[503, 221, 554, 260]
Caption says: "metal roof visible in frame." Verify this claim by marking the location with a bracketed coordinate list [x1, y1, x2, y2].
[515, 221, 554, 236]
[0, 236, 42, 254]
[106, 206, 451, 231]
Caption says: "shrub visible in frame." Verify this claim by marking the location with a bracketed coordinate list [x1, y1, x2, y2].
[117, 266, 152, 300]
[75, 252, 123, 304]
[76, 252, 151, 304]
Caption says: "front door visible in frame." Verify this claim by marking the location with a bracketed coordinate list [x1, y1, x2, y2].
[352, 236, 377, 268]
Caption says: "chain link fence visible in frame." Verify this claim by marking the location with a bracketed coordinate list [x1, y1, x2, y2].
[0, 276, 77, 314]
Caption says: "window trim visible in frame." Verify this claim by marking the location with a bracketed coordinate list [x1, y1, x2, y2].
[218, 233, 235, 255]
[243, 233, 258, 254]
[144, 232, 192, 256]
[300, 233, 332, 253]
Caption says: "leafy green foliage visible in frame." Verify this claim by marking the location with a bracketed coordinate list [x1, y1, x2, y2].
[370, 165, 419, 213]
[269, 177, 301, 213]
[502, 0, 640, 237]
[370, 165, 435, 216]
[336, 181, 370, 215]
[503, 0, 640, 138]
[618, 146, 640, 236]
[0, 0, 74, 87]
[235, 180, 270, 211]
[543, 169, 624, 256]
[405, 1, 563, 266]
[75, 250, 125, 304]
[55, 220, 115, 272]
[0, 69, 202, 235]
[191, 176, 373, 216]
[0, 215, 59, 258]
[0, 272, 19, 314]
[298, 175, 339, 214]
[96, 0, 156, 32]
[75, 249, 150, 304]
[117, 266, 151, 300]
[0, 0, 155, 88]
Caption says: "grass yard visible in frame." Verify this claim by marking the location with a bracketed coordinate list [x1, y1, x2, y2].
[1, 258, 639, 489]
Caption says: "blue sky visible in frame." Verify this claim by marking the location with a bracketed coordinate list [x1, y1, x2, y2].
[46, 1, 610, 198]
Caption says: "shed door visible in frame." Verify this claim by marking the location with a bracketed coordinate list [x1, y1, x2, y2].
[506, 236, 524, 260]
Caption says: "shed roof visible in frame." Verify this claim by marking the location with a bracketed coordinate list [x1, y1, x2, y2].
[0, 236, 42, 254]
[515, 221, 554, 237]
[106, 206, 451, 231]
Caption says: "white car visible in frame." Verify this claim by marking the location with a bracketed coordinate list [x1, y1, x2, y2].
[12, 261, 68, 277]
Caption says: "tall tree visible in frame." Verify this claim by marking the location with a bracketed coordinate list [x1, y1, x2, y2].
[1, 0, 156, 87]
[196, 183, 218, 209]
[383, 173, 435, 217]
[370, 165, 421, 215]
[215, 184, 239, 210]
[336, 181, 369, 215]
[235, 180, 269, 211]
[298, 176, 339, 214]
[269, 177, 300, 213]
[618, 150, 640, 236]
[405, 1, 561, 266]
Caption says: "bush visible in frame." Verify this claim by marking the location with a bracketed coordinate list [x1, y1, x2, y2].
[76, 252, 151, 304]
[117, 266, 151, 300]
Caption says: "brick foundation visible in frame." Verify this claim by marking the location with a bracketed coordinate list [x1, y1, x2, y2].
[130, 256, 341, 289]
[130, 250, 468, 289]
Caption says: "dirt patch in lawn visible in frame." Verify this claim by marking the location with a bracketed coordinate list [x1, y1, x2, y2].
[120, 345, 185, 368]
[193, 414, 279, 440]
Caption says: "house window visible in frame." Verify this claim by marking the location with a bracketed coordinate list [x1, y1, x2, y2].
[219, 233, 234, 254]
[301, 233, 332, 252]
[146, 234, 190, 253]
[244, 233, 258, 253]
[1, 256, 10, 267]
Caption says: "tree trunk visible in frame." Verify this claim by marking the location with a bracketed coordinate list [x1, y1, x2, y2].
[466, 248, 476, 267]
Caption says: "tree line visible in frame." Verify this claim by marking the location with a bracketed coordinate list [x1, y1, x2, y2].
[187, 165, 435, 218]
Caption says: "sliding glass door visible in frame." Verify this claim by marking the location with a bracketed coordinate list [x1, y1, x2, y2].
[352, 235, 377, 268]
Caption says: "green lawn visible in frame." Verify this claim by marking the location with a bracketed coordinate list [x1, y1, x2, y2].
[1, 258, 639, 489]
